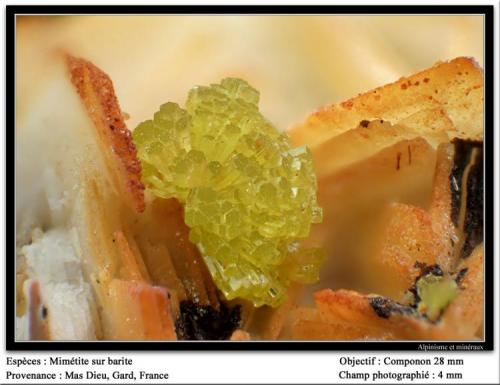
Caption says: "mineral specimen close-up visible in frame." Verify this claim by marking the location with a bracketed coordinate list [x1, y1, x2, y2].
[133, 78, 324, 307]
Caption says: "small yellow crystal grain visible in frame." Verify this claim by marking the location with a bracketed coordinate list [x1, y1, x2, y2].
[416, 274, 458, 321]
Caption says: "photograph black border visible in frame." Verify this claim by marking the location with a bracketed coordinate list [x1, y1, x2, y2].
[5, 4, 494, 351]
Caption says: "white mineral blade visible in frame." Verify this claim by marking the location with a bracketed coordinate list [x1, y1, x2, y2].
[16, 56, 102, 340]
[21, 228, 97, 340]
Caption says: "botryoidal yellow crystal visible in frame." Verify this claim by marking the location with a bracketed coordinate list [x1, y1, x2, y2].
[133, 78, 323, 307]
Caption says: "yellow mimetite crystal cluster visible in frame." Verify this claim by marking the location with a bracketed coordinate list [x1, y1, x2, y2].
[133, 78, 323, 307]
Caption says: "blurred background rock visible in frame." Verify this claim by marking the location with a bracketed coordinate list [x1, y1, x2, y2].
[16, 15, 483, 131]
